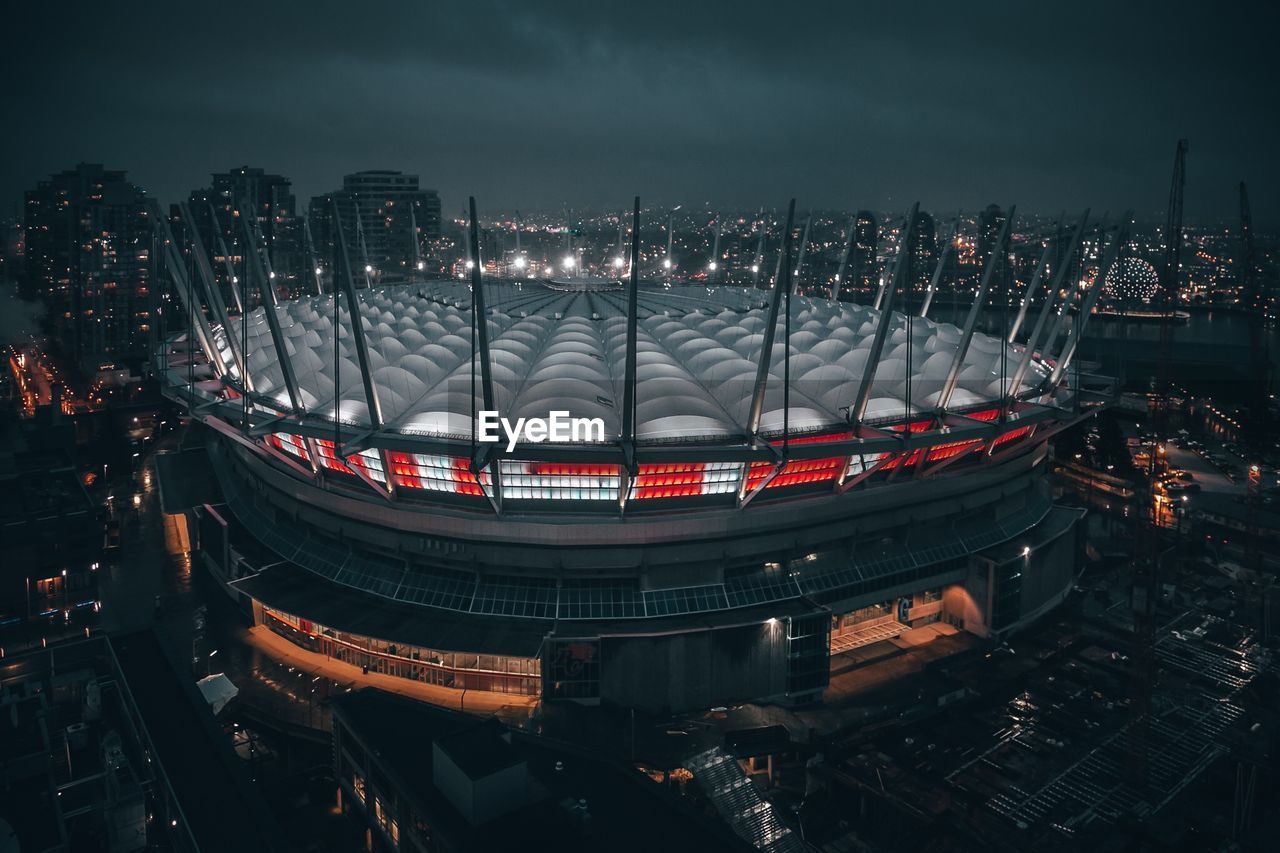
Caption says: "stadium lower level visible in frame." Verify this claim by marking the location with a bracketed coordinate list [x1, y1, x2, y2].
[170, 417, 1085, 713]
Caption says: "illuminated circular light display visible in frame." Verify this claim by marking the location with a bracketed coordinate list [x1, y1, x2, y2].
[1103, 257, 1160, 303]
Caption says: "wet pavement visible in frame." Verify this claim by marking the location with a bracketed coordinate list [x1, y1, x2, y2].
[92, 430, 347, 736]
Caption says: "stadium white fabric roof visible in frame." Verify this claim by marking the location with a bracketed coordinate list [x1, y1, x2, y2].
[215, 281, 1049, 442]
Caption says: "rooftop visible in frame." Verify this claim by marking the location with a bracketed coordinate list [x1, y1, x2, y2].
[219, 280, 1050, 442]
[435, 721, 522, 779]
[333, 688, 744, 852]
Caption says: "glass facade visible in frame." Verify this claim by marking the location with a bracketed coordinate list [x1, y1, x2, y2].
[632, 461, 742, 498]
[990, 558, 1024, 632]
[499, 461, 621, 501]
[313, 439, 386, 483]
[263, 608, 540, 696]
[834, 601, 893, 633]
[386, 451, 486, 495]
[785, 613, 831, 696]
[251, 403, 1034, 512]
[544, 637, 601, 701]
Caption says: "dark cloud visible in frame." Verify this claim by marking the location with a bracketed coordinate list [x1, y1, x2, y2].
[2, 1, 1277, 224]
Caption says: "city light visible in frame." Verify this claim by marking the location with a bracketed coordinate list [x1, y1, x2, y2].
[8, 27, 1275, 853]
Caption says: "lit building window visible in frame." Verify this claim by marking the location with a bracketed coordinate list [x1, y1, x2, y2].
[269, 432, 310, 462]
[631, 462, 743, 499]
[313, 439, 386, 484]
[500, 461, 620, 501]
[746, 432, 852, 491]
[385, 451, 486, 495]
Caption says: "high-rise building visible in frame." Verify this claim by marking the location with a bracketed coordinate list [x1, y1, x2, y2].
[0, 217, 22, 282]
[308, 170, 442, 282]
[977, 203, 1006, 274]
[175, 167, 303, 306]
[23, 164, 155, 372]
[838, 210, 878, 299]
[906, 210, 938, 297]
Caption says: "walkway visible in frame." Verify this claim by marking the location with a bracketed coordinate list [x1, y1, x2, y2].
[830, 618, 903, 654]
[244, 626, 540, 717]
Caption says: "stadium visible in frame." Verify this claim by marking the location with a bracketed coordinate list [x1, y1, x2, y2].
[157, 208, 1114, 712]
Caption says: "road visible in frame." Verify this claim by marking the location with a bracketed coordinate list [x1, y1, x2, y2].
[1162, 442, 1242, 496]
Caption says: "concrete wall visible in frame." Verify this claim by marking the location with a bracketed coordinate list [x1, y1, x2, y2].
[945, 511, 1083, 640]
[473, 763, 527, 825]
[600, 621, 789, 714]
[1016, 517, 1081, 627]
[431, 742, 475, 823]
[946, 567, 994, 637]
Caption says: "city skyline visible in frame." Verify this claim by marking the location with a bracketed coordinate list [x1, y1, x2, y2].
[3, 2, 1278, 225]
[2, 6, 1278, 852]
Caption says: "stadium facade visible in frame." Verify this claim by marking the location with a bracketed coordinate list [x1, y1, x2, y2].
[156, 204, 1115, 712]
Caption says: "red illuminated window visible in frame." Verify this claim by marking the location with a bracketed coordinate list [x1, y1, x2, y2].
[631, 462, 742, 499]
[386, 451, 486, 495]
[745, 431, 851, 491]
[925, 438, 984, 463]
[268, 432, 310, 462]
[991, 425, 1033, 451]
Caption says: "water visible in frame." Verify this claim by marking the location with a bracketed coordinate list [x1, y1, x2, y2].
[957, 304, 1278, 399]
[1080, 309, 1279, 398]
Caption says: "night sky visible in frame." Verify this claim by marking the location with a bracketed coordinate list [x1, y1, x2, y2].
[3, 1, 1277, 224]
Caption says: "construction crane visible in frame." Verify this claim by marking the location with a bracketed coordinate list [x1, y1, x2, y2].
[1128, 139, 1187, 788]
[1238, 182, 1270, 437]
[1156, 140, 1187, 423]
[1238, 182, 1269, 578]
